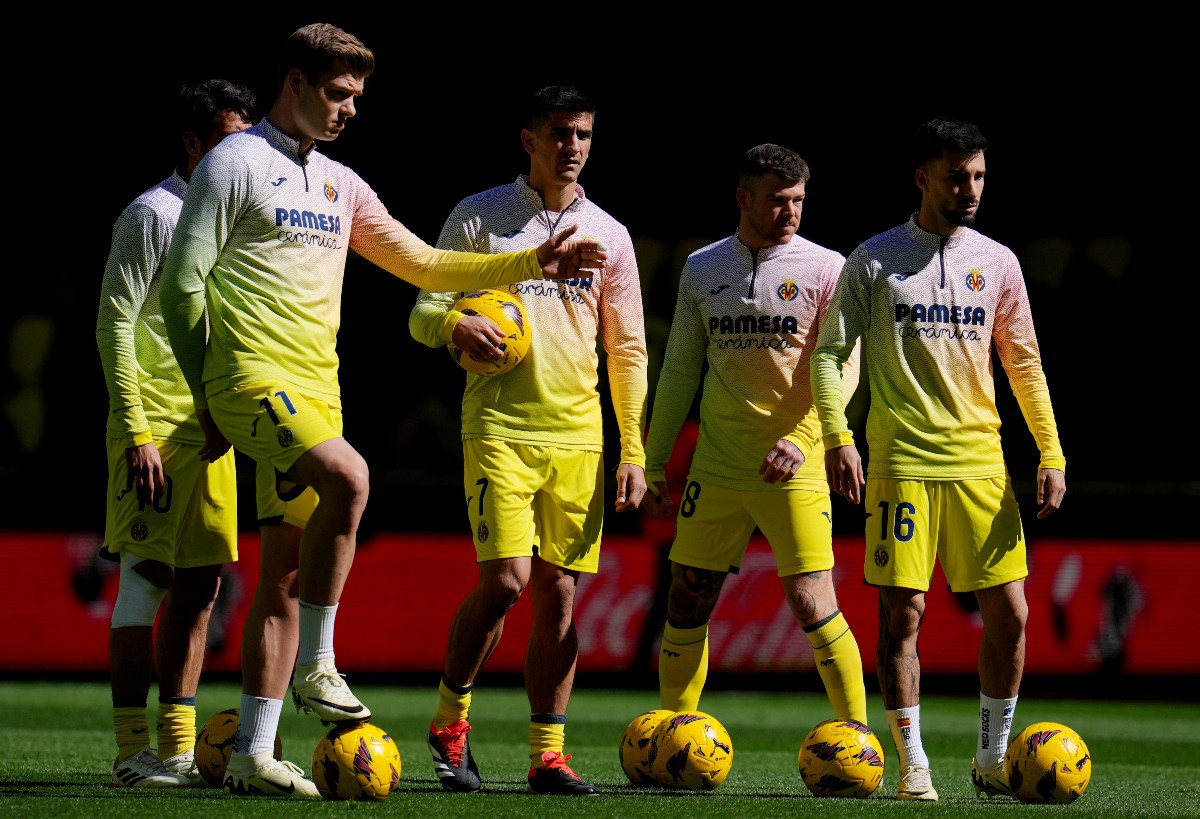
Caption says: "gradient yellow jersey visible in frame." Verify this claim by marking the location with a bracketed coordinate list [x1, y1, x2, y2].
[97, 172, 202, 446]
[812, 216, 1065, 478]
[161, 120, 547, 407]
[409, 177, 647, 461]
[645, 232, 856, 491]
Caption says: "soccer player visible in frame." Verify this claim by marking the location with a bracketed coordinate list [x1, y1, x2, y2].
[97, 79, 256, 788]
[160, 27, 607, 799]
[810, 118, 1066, 801]
[409, 85, 648, 795]
[643, 143, 868, 730]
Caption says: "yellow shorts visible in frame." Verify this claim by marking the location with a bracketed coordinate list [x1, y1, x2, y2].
[103, 437, 238, 568]
[208, 380, 341, 476]
[255, 458, 319, 529]
[462, 438, 603, 573]
[864, 477, 1027, 593]
[209, 380, 335, 529]
[668, 478, 833, 576]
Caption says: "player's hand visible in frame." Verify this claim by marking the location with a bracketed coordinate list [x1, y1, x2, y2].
[1035, 467, 1066, 519]
[760, 439, 804, 484]
[197, 409, 232, 463]
[614, 463, 647, 512]
[124, 441, 165, 504]
[452, 313, 507, 363]
[644, 480, 674, 518]
[535, 224, 608, 280]
[825, 445, 864, 504]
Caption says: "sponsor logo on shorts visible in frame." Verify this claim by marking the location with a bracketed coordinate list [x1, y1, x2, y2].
[277, 428, 294, 447]
[130, 520, 149, 542]
[476, 520, 489, 543]
[874, 546, 889, 567]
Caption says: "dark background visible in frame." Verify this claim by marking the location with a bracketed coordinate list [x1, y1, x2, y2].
[5, 13, 1191, 542]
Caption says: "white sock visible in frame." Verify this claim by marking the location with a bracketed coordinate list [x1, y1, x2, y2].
[235, 695, 282, 757]
[297, 600, 337, 666]
[886, 706, 929, 769]
[977, 693, 1018, 767]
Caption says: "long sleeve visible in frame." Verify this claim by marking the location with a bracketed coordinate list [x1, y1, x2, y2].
[644, 273, 706, 485]
[97, 200, 165, 444]
[599, 237, 649, 468]
[100, 174, 202, 443]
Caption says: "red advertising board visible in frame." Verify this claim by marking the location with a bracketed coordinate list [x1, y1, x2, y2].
[7, 531, 1197, 677]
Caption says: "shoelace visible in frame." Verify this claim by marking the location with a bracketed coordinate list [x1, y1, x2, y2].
[541, 753, 576, 772]
[304, 668, 346, 687]
[440, 724, 470, 766]
[127, 750, 175, 775]
[277, 760, 306, 776]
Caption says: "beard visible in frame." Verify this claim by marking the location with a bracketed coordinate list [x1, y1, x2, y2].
[944, 208, 977, 228]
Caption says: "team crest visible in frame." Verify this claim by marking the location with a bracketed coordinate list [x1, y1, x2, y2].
[776, 280, 799, 301]
[323, 180, 338, 203]
[476, 520, 489, 543]
[130, 520, 149, 542]
[277, 428, 294, 447]
[965, 268, 985, 292]
[873, 546, 889, 567]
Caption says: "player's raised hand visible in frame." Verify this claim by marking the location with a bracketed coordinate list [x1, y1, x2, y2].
[536, 223, 607, 279]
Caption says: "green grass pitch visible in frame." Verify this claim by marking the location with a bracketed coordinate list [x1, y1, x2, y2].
[1, 680, 1197, 817]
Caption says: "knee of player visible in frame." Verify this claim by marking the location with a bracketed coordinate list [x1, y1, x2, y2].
[475, 573, 527, 613]
[784, 571, 838, 624]
[112, 557, 170, 628]
[984, 601, 1028, 639]
[170, 566, 224, 609]
[325, 458, 370, 505]
[664, 585, 718, 627]
[879, 587, 926, 632]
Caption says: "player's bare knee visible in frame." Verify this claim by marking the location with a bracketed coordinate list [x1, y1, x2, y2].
[665, 581, 716, 627]
[786, 586, 819, 624]
[784, 571, 836, 625]
[172, 565, 223, 609]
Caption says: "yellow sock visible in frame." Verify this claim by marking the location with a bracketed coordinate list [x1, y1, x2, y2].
[156, 700, 197, 759]
[529, 714, 566, 765]
[659, 622, 708, 712]
[806, 610, 868, 724]
[113, 706, 150, 761]
[433, 677, 472, 730]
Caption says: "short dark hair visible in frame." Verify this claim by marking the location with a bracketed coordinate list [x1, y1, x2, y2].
[523, 85, 597, 131]
[738, 143, 810, 188]
[176, 79, 257, 168]
[912, 117, 988, 168]
[279, 23, 375, 88]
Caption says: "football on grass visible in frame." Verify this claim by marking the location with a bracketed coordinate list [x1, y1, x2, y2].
[649, 710, 733, 790]
[312, 722, 402, 801]
[194, 708, 282, 788]
[797, 718, 885, 798]
[1006, 721, 1091, 804]
[619, 709, 673, 786]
